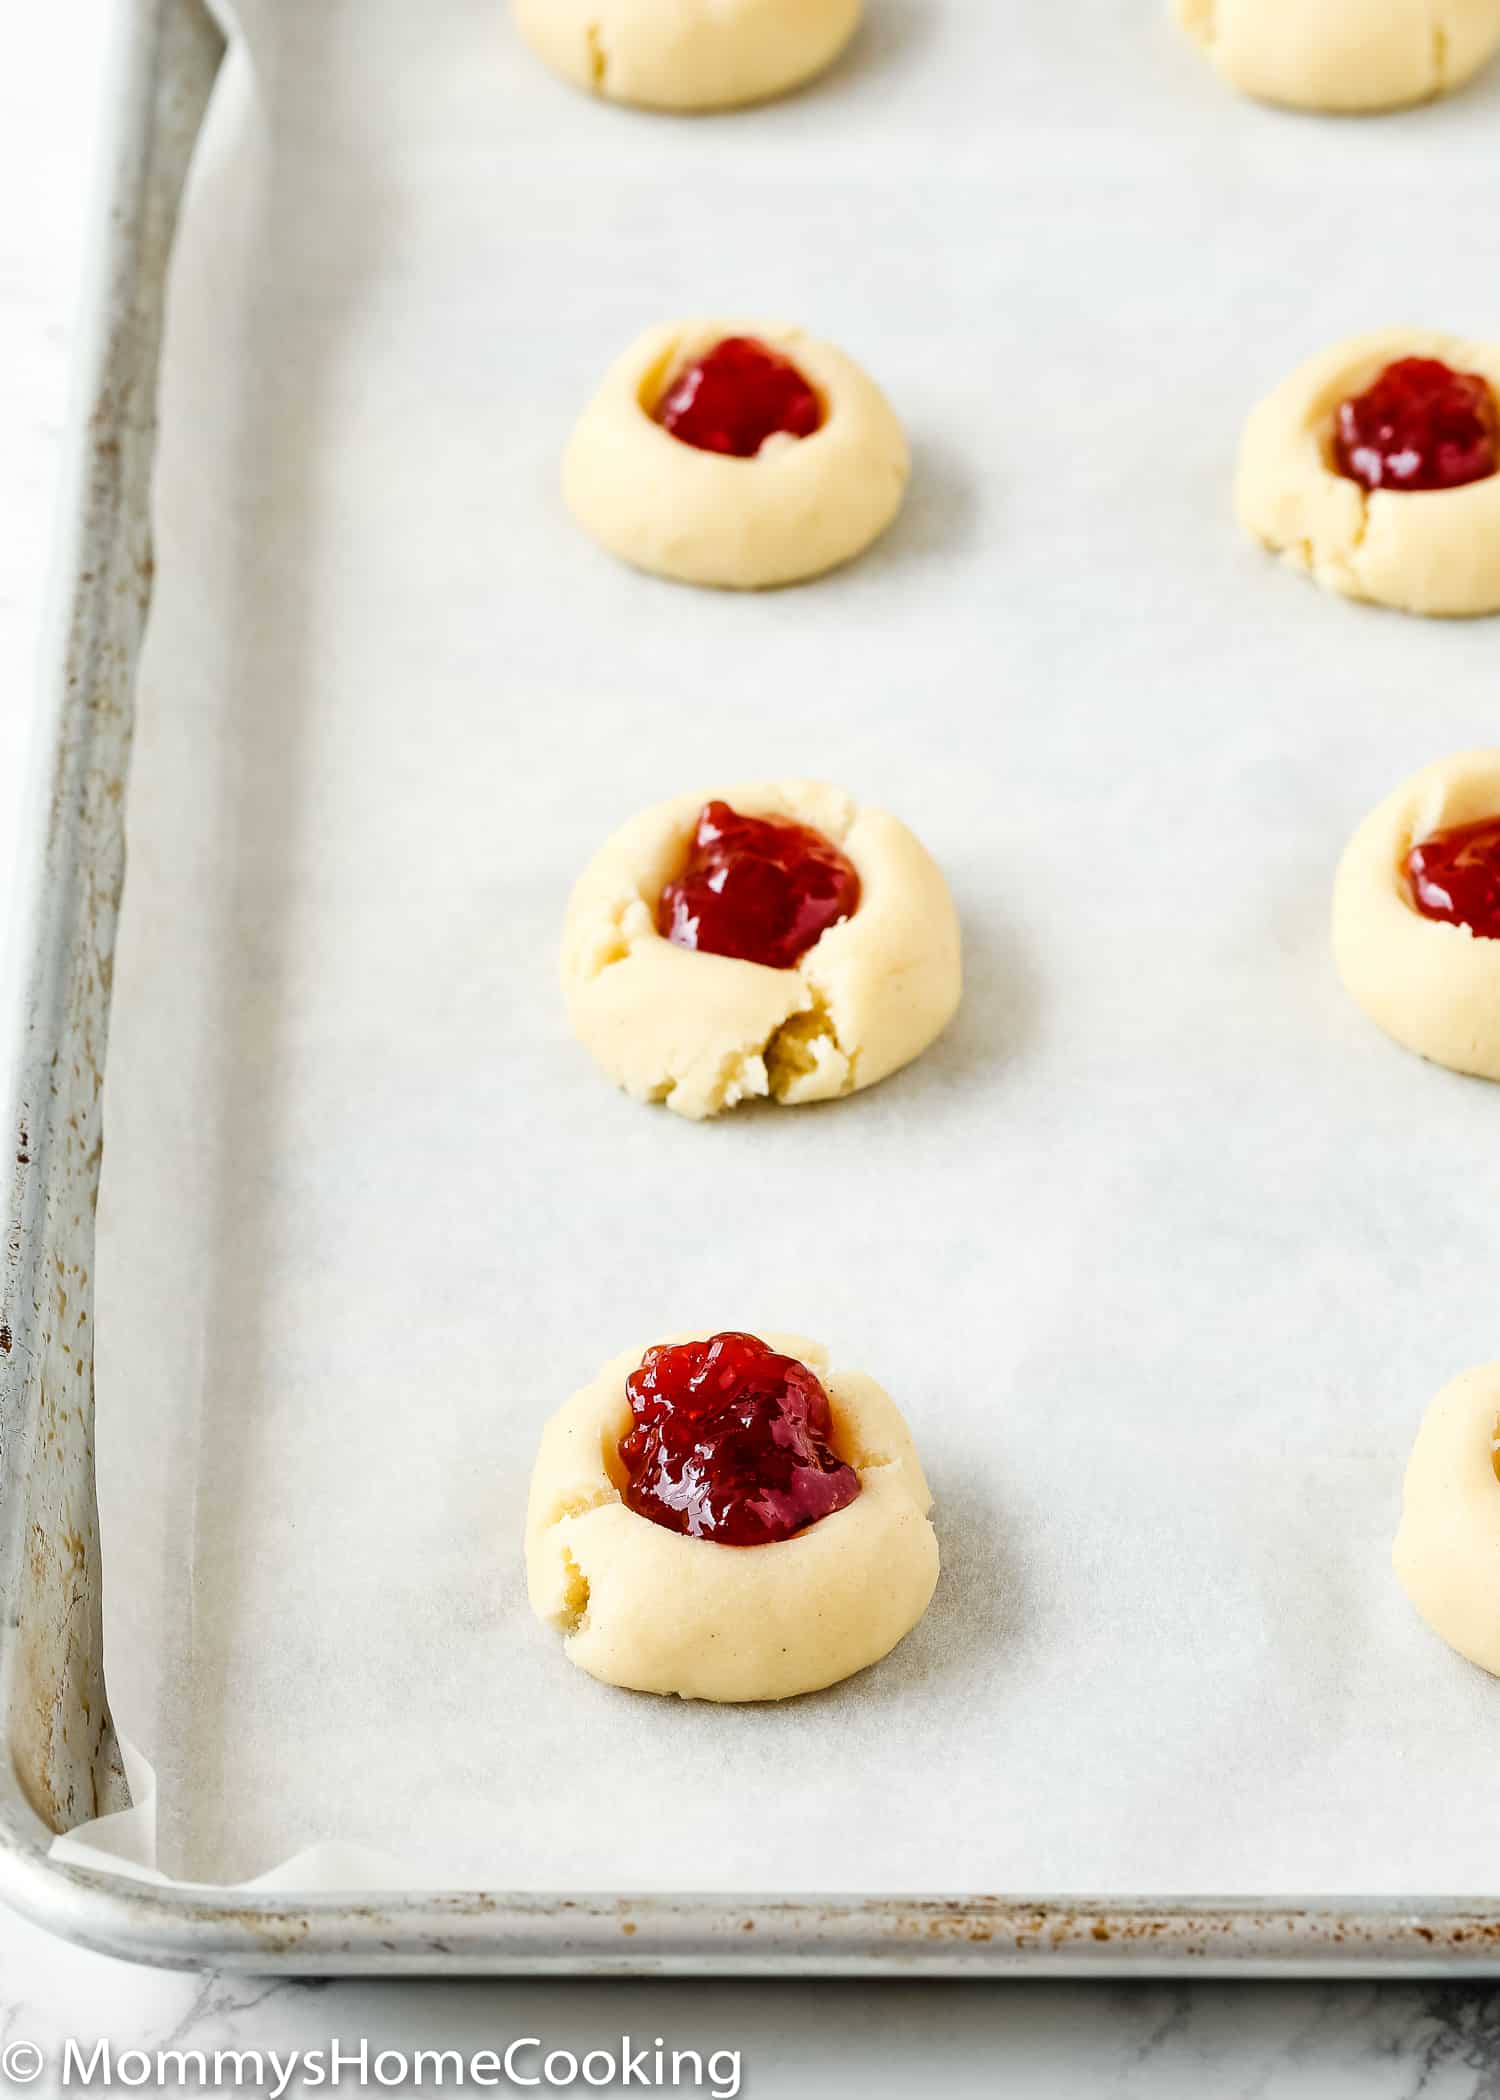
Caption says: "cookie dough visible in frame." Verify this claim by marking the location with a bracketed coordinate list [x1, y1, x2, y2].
[563, 321, 909, 589]
[1175, 0, 1500, 110]
[1236, 331, 1500, 617]
[513, 0, 861, 112]
[525, 1331, 940, 1701]
[1332, 749, 1500, 1079]
[560, 780, 962, 1119]
[1393, 1362, 1500, 1674]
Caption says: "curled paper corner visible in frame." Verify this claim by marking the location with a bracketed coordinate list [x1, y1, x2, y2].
[48, 1737, 446, 1893]
[49, 1734, 158, 1881]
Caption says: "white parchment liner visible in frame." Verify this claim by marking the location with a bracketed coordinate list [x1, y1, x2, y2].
[66, 0, 1500, 1891]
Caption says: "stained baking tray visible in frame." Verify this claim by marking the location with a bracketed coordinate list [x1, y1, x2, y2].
[4, 0, 1500, 1974]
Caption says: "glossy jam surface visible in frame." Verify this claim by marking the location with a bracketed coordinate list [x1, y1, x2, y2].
[657, 801, 860, 971]
[1407, 813, 1500, 940]
[620, 1332, 861, 1547]
[1333, 358, 1499, 493]
[653, 336, 823, 458]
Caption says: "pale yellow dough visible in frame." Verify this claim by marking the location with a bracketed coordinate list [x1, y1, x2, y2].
[1394, 1363, 1500, 1675]
[1333, 750, 1500, 1080]
[563, 321, 909, 590]
[1236, 331, 1500, 618]
[524, 1331, 940, 1702]
[512, 0, 860, 112]
[1175, 0, 1500, 109]
[561, 780, 962, 1120]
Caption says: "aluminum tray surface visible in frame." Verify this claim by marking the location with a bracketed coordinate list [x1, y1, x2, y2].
[3, 0, 1500, 1973]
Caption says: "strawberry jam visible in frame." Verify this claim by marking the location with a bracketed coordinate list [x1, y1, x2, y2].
[658, 801, 860, 971]
[620, 1332, 860, 1546]
[1333, 358, 1499, 493]
[654, 336, 822, 458]
[1407, 814, 1500, 939]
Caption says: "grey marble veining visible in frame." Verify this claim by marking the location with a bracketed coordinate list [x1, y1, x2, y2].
[5, 1895, 1500, 2100]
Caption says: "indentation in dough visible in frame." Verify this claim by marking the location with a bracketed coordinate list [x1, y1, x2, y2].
[554, 1487, 616, 1525]
[766, 995, 854, 1100]
[557, 1547, 592, 1635]
[563, 783, 959, 1119]
[634, 338, 684, 419]
[583, 900, 643, 980]
[1433, 19, 1449, 89]
[585, 22, 608, 91]
[811, 789, 857, 846]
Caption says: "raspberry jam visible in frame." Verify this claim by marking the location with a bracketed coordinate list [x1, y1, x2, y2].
[653, 336, 823, 458]
[620, 1332, 861, 1547]
[658, 801, 860, 971]
[1333, 358, 1499, 493]
[1407, 814, 1500, 939]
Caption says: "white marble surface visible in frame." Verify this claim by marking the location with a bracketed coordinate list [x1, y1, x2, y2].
[4, 1938, 1500, 2100]
[4, 4, 1500, 2090]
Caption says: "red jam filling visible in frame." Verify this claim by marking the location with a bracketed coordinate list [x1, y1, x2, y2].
[653, 336, 823, 458]
[1406, 813, 1500, 940]
[657, 801, 860, 971]
[619, 1332, 861, 1547]
[1333, 358, 1499, 493]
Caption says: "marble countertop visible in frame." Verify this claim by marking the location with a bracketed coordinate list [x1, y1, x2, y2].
[2, 7, 1499, 2091]
[3, 1931, 1500, 2100]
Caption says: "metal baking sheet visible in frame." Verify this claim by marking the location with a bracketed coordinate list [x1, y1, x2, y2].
[7, 0, 1500, 1974]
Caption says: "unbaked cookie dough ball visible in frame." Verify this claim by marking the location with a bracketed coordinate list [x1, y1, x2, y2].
[1236, 331, 1500, 617]
[525, 1329, 940, 1702]
[563, 322, 909, 589]
[1333, 750, 1500, 1080]
[560, 781, 961, 1120]
[1394, 1362, 1500, 1675]
[513, 0, 861, 112]
[1174, 0, 1500, 111]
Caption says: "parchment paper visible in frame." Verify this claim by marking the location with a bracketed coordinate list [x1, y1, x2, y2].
[71, 0, 1500, 1893]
